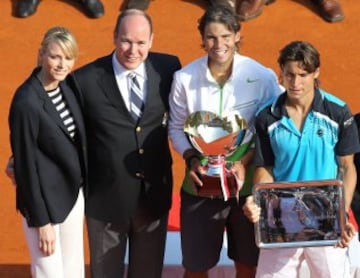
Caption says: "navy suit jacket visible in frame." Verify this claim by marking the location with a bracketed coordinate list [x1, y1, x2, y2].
[9, 68, 87, 227]
[73, 52, 181, 224]
[354, 114, 360, 193]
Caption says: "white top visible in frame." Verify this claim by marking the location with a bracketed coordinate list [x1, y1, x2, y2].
[169, 53, 283, 155]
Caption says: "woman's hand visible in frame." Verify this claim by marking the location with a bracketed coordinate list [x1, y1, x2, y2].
[38, 223, 56, 256]
[5, 156, 16, 186]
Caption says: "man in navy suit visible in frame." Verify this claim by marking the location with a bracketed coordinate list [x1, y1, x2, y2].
[73, 9, 181, 278]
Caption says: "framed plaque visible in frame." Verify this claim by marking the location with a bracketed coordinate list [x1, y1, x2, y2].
[253, 180, 345, 249]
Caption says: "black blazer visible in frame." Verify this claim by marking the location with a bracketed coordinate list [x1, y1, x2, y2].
[355, 113, 360, 193]
[9, 68, 87, 227]
[73, 52, 181, 224]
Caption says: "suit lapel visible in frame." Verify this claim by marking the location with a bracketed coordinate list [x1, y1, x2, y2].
[97, 55, 163, 123]
[142, 58, 161, 120]
[61, 81, 86, 142]
[98, 56, 132, 120]
[30, 78, 68, 139]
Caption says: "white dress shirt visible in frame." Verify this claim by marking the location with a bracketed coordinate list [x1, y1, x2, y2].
[112, 52, 147, 112]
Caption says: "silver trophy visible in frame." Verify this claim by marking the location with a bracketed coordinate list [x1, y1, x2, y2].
[253, 180, 346, 248]
[184, 111, 248, 200]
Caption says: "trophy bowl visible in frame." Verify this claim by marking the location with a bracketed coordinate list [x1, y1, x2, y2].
[184, 111, 248, 200]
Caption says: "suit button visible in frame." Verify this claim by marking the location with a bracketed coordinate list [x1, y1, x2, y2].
[138, 149, 144, 154]
[136, 126, 141, 132]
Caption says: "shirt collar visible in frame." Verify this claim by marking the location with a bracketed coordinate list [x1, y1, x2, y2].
[271, 87, 324, 118]
[204, 52, 238, 84]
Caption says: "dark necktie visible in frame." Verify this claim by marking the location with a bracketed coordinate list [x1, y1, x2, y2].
[129, 72, 144, 120]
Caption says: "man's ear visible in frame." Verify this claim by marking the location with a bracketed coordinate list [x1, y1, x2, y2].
[149, 33, 154, 49]
[314, 67, 320, 79]
[37, 48, 43, 66]
[235, 31, 241, 44]
[113, 32, 117, 45]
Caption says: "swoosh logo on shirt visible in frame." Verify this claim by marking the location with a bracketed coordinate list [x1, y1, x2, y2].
[246, 78, 260, 83]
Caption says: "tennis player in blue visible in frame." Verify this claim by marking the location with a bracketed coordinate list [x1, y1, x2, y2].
[243, 40, 359, 278]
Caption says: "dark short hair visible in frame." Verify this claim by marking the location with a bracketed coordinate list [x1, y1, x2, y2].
[114, 9, 153, 35]
[198, 5, 241, 38]
[278, 41, 320, 73]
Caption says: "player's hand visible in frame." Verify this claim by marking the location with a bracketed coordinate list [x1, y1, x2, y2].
[243, 195, 261, 223]
[187, 157, 205, 194]
[337, 222, 355, 248]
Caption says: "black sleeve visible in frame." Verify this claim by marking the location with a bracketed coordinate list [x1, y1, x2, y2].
[335, 105, 360, 156]
[354, 113, 360, 193]
[9, 95, 50, 227]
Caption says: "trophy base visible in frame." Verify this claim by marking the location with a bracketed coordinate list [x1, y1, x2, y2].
[197, 174, 238, 199]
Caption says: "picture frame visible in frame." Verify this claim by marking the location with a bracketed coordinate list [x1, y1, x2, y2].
[253, 179, 345, 249]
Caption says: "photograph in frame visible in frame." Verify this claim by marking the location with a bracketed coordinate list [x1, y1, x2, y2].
[253, 180, 346, 249]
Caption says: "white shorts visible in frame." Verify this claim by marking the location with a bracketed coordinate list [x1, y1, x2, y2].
[256, 245, 350, 278]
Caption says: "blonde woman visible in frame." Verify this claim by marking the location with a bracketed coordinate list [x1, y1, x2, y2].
[8, 27, 87, 278]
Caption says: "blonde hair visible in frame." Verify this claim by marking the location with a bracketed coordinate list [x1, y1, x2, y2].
[40, 26, 79, 60]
